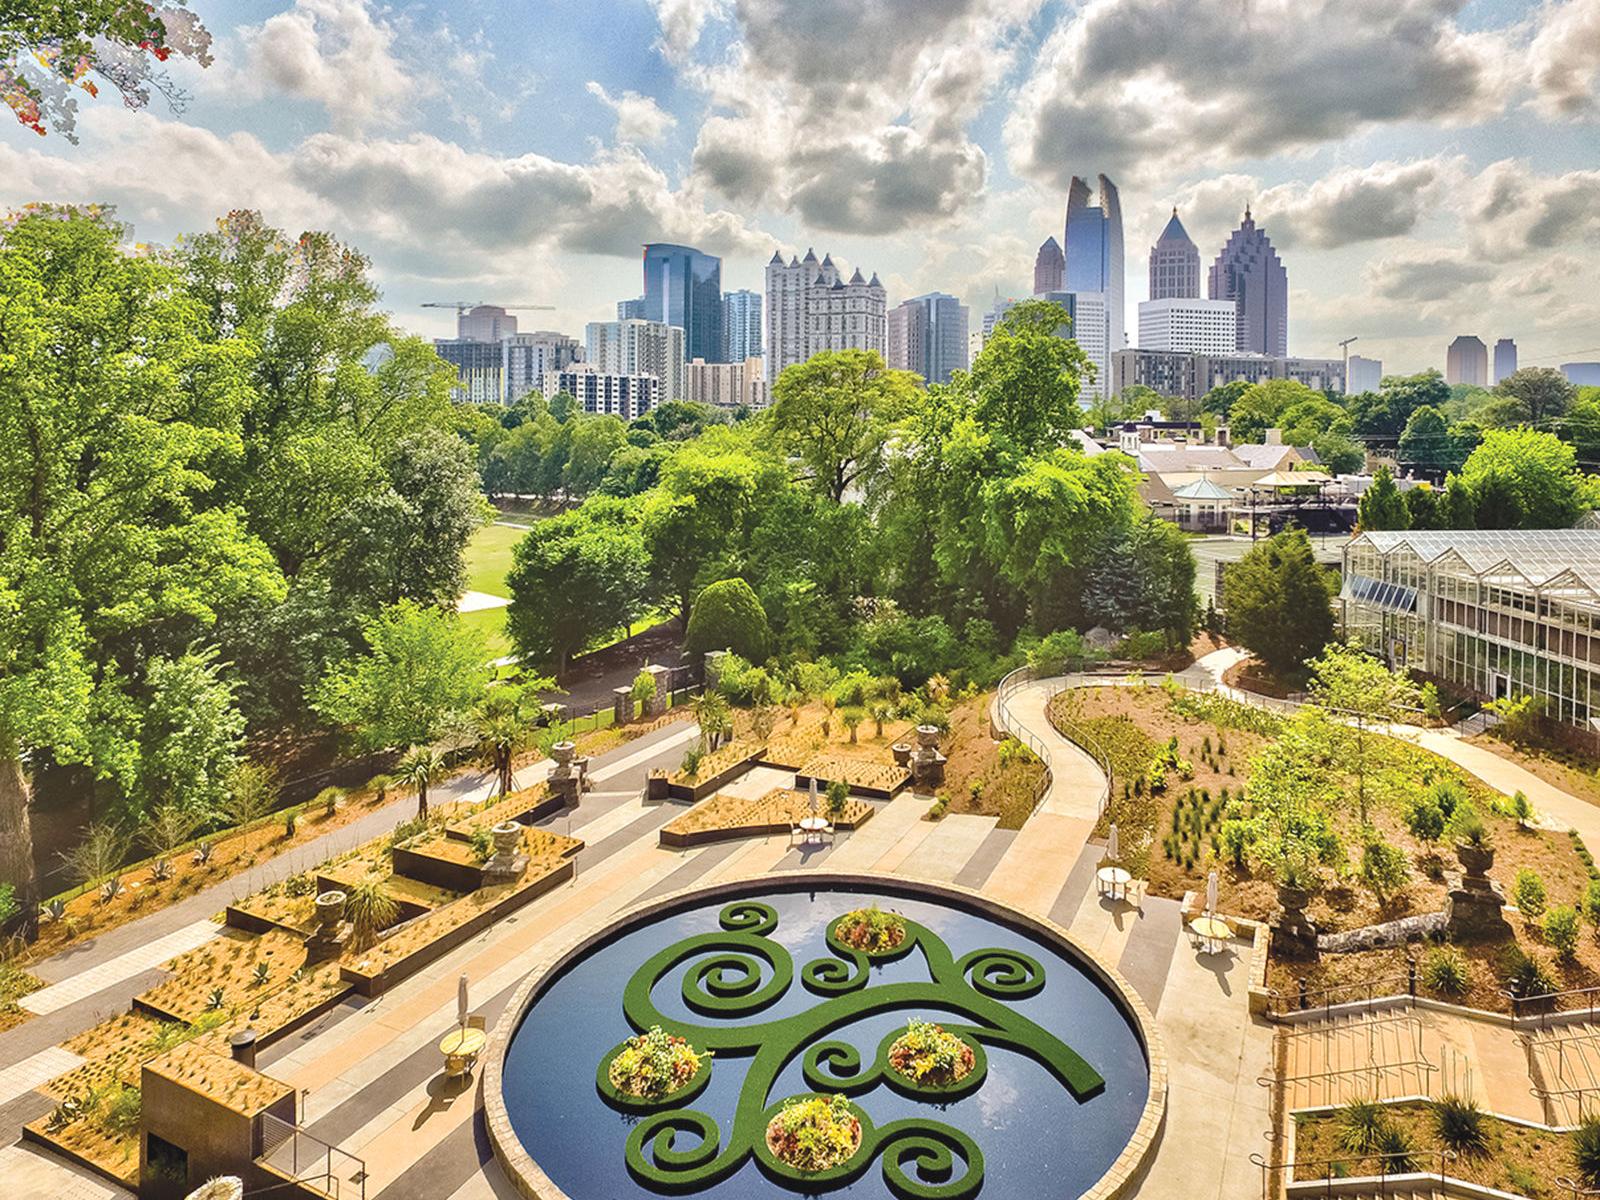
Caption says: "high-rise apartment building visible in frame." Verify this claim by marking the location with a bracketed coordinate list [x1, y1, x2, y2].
[1137, 298, 1237, 355]
[1063, 175, 1125, 365]
[585, 319, 686, 403]
[433, 324, 580, 404]
[1040, 289, 1110, 401]
[764, 249, 887, 383]
[1112, 348, 1344, 402]
[457, 304, 517, 343]
[1445, 336, 1489, 388]
[1348, 355, 1384, 395]
[549, 366, 660, 421]
[687, 357, 769, 410]
[722, 290, 763, 363]
[1033, 237, 1065, 295]
[617, 297, 646, 321]
[888, 293, 969, 386]
[1494, 338, 1518, 384]
[1148, 209, 1201, 300]
[642, 243, 723, 362]
[1209, 208, 1289, 357]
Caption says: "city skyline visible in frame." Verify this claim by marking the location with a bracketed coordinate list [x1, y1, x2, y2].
[1, 0, 1596, 376]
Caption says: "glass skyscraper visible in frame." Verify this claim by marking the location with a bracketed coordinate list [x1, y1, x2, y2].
[642, 243, 724, 363]
[1063, 175, 1125, 359]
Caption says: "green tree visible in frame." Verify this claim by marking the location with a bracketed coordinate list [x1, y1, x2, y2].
[768, 349, 920, 502]
[967, 300, 1094, 456]
[1459, 428, 1595, 528]
[127, 647, 246, 821]
[1398, 405, 1472, 474]
[1439, 474, 1477, 528]
[395, 744, 447, 819]
[312, 601, 489, 752]
[1493, 367, 1577, 425]
[1358, 466, 1410, 531]
[506, 501, 649, 674]
[1200, 379, 1252, 419]
[1308, 642, 1419, 823]
[1350, 370, 1450, 436]
[1311, 430, 1364, 475]
[1228, 379, 1326, 442]
[684, 578, 772, 664]
[1221, 528, 1336, 679]
[1080, 515, 1198, 647]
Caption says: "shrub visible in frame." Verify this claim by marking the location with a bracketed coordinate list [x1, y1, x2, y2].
[99, 1084, 142, 1137]
[1360, 838, 1410, 905]
[315, 786, 346, 817]
[1546, 905, 1581, 960]
[1372, 1122, 1413, 1172]
[1430, 1094, 1487, 1153]
[1583, 878, 1600, 928]
[1428, 777, 1467, 818]
[1510, 790, 1532, 824]
[346, 881, 399, 951]
[684, 578, 771, 664]
[679, 747, 704, 779]
[1575, 1115, 1600, 1186]
[1505, 949, 1558, 1000]
[1335, 1099, 1387, 1154]
[1513, 868, 1548, 918]
[1421, 681, 1442, 720]
[1421, 946, 1469, 996]
[826, 780, 849, 818]
[1403, 798, 1445, 844]
[1446, 801, 1491, 849]
[631, 670, 658, 705]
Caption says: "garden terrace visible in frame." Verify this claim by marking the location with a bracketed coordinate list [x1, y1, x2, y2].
[46, 1012, 183, 1101]
[659, 788, 877, 848]
[756, 708, 917, 773]
[1291, 1100, 1568, 1195]
[665, 737, 768, 801]
[141, 1040, 293, 1115]
[133, 930, 309, 1025]
[932, 695, 1048, 829]
[793, 755, 911, 800]
[317, 858, 465, 921]
[23, 1087, 143, 1189]
[225, 883, 318, 937]
[442, 782, 559, 840]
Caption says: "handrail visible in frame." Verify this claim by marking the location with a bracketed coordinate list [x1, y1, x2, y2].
[1256, 1147, 1458, 1198]
[1265, 969, 1416, 1017]
[256, 1114, 366, 1200]
[1510, 981, 1600, 1024]
[1556, 1176, 1600, 1198]
[993, 666, 1067, 818]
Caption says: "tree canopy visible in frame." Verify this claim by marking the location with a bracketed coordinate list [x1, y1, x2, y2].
[1222, 528, 1336, 678]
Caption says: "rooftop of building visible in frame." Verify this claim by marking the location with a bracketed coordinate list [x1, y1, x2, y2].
[1351, 529, 1600, 595]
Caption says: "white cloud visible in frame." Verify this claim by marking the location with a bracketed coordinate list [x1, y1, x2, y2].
[647, 0, 729, 63]
[1005, 0, 1509, 188]
[229, 0, 411, 132]
[1464, 159, 1600, 260]
[585, 82, 678, 146]
[1254, 158, 1462, 249]
[1526, 0, 1600, 121]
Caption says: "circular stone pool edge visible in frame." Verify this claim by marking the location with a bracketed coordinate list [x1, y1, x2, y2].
[483, 870, 1168, 1200]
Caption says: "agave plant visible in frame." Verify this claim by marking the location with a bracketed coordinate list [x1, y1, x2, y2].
[40, 898, 65, 923]
[251, 962, 270, 987]
[150, 858, 174, 882]
[206, 986, 226, 1010]
[192, 841, 215, 866]
[98, 878, 125, 905]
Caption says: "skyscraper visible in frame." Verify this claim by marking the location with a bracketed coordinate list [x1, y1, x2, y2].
[722, 289, 763, 362]
[1208, 208, 1289, 357]
[642, 243, 723, 363]
[1063, 175, 1125, 359]
[458, 304, 517, 342]
[617, 297, 646, 321]
[888, 293, 970, 386]
[585, 319, 686, 402]
[1149, 208, 1201, 300]
[1446, 336, 1489, 388]
[1032, 237, 1064, 296]
[1040, 289, 1109, 401]
[764, 249, 887, 383]
[1348, 355, 1384, 394]
[1494, 338, 1518, 384]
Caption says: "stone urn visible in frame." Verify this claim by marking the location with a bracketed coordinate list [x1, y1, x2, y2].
[916, 725, 941, 750]
[1455, 841, 1494, 878]
[491, 822, 523, 856]
[1272, 883, 1320, 959]
[891, 743, 913, 768]
[484, 821, 529, 882]
[314, 890, 347, 934]
[551, 741, 577, 769]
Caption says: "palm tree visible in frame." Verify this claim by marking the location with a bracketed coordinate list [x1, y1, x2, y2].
[841, 708, 864, 744]
[345, 881, 398, 951]
[397, 745, 446, 818]
[868, 701, 890, 739]
[692, 692, 731, 752]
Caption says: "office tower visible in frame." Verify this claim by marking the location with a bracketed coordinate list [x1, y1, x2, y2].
[1137, 298, 1237, 354]
[1208, 207, 1289, 357]
[617, 297, 646, 321]
[1563, 363, 1600, 386]
[433, 328, 581, 404]
[641, 243, 723, 362]
[1112, 349, 1344, 403]
[585, 319, 686, 402]
[1445, 336, 1489, 388]
[549, 366, 660, 421]
[687, 357, 769, 409]
[1063, 175, 1125, 363]
[981, 295, 1021, 349]
[888, 293, 970, 385]
[458, 304, 517, 343]
[764, 249, 887, 383]
[1494, 338, 1518, 384]
[1347, 354, 1384, 394]
[1040, 289, 1109, 401]
[722, 289, 763, 363]
[1149, 208, 1201, 300]
[1033, 237, 1065, 296]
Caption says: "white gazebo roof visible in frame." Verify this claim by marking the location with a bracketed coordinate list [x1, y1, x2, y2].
[1170, 478, 1234, 502]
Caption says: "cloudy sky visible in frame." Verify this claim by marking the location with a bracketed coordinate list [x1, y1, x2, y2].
[4, 0, 1599, 374]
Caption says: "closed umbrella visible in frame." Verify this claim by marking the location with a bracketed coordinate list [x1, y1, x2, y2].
[457, 974, 470, 1029]
[809, 778, 820, 819]
[1106, 823, 1120, 865]
[1206, 869, 1219, 918]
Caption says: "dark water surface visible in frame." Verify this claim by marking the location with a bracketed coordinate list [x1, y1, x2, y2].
[501, 882, 1151, 1199]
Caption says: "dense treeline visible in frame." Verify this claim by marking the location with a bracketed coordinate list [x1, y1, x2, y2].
[0, 208, 488, 916]
[503, 302, 1198, 683]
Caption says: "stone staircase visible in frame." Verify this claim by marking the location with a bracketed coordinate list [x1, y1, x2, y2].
[1280, 1011, 1438, 1109]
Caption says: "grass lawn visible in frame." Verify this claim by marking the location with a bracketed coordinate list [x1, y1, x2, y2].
[460, 522, 525, 657]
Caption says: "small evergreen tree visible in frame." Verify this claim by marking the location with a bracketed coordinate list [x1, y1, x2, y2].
[1221, 528, 1336, 678]
[684, 578, 772, 664]
[1358, 466, 1409, 531]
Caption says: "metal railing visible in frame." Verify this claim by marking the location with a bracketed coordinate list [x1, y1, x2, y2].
[1510, 981, 1600, 1025]
[993, 666, 1069, 817]
[1557, 1177, 1600, 1198]
[1266, 970, 1418, 1018]
[1252, 1149, 1458, 1200]
[256, 1114, 366, 1200]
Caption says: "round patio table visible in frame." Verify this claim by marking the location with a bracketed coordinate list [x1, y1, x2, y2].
[1096, 865, 1132, 900]
[440, 1026, 487, 1078]
[798, 816, 831, 845]
[1189, 915, 1233, 955]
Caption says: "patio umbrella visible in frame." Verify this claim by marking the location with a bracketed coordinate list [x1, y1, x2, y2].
[1106, 823, 1120, 864]
[809, 777, 820, 818]
[457, 974, 469, 1029]
[1206, 869, 1219, 917]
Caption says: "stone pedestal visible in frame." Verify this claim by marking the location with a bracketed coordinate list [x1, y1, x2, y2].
[703, 650, 729, 692]
[891, 743, 913, 768]
[483, 821, 529, 882]
[643, 663, 671, 718]
[1271, 885, 1320, 960]
[1445, 842, 1510, 940]
[613, 686, 634, 726]
[909, 725, 947, 789]
[305, 890, 348, 962]
[548, 740, 590, 806]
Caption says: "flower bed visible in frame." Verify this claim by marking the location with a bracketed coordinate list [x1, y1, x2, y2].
[833, 906, 907, 955]
[603, 1026, 709, 1101]
[133, 930, 307, 1025]
[764, 1094, 862, 1174]
[659, 788, 875, 848]
[443, 782, 562, 840]
[794, 755, 910, 799]
[887, 1019, 976, 1088]
[666, 737, 768, 801]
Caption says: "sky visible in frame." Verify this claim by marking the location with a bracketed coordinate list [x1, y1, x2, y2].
[3, 0, 1600, 375]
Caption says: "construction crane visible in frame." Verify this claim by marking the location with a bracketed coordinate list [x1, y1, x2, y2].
[421, 301, 555, 317]
[1339, 336, 1359, 395]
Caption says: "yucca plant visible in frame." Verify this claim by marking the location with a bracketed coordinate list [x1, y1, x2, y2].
[1372, 1122, 1413, 1173]
[1430, 1094, 1487, 1153]
[1574, 1114, 1600, 1185]
[346, 881, 399, 951]
[1336, 1099, 1387, 1155]
[1421, 945, 1469, 996]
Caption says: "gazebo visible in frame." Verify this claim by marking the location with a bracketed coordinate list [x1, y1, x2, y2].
[1169, 477, 1234, 532]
